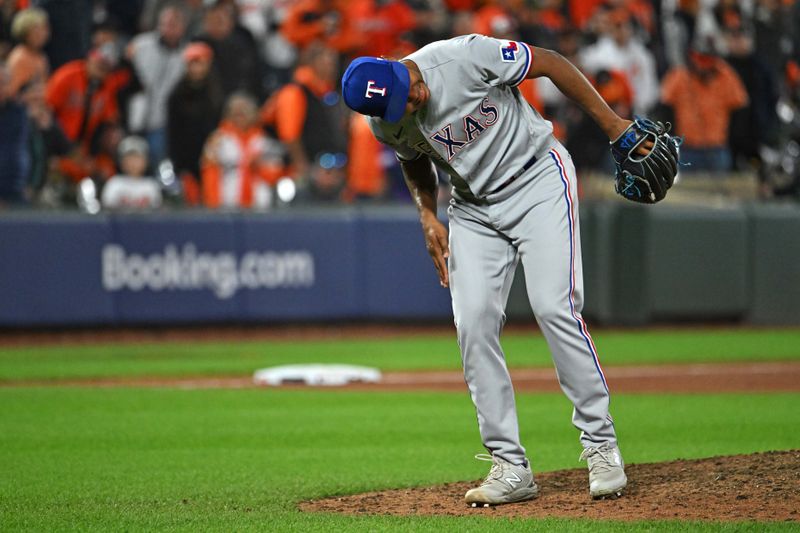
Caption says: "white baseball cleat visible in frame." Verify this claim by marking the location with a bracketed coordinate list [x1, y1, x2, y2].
[580, 442, 627, 499]
[465, 454, 539, 506]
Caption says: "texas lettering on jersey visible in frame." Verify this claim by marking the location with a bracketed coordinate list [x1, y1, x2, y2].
[429, 97, 499, 160]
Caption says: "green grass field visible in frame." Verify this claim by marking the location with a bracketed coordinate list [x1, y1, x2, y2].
[1, 328, 799, 381]
[1, 328, 799, 531]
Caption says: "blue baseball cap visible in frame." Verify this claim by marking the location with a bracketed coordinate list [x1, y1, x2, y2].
[341, 57, 410, 123]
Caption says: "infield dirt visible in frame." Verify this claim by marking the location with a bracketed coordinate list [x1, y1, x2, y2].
[6, 362, 799, 393]
[301, 450, 800, 522]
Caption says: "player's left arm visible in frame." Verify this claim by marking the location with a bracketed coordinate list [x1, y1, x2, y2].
[525, 47, 632, 142]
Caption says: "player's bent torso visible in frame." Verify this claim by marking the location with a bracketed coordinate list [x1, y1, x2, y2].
[369, 34, 556, 198]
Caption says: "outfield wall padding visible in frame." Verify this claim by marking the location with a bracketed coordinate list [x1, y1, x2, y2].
[0, 203, 797, 327]
[505, 202, 799, 325]
[748, 205, 800, 325]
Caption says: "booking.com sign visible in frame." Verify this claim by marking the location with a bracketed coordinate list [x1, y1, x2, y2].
[102, 243, 315, 299]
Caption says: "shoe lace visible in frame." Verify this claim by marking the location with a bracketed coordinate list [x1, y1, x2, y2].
[579, 444, 616, 475]
[475, 453, 504, 485]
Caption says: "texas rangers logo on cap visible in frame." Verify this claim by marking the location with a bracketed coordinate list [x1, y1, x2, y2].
[341, 57, 411, 123]
[365, 81, 387, 98]
[500, 41, 518, 62]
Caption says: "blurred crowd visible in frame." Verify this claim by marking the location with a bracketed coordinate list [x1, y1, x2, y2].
[1, 0, 799, 211]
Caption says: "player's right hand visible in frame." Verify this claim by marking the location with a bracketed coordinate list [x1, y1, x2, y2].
[421, 213, 449, 288]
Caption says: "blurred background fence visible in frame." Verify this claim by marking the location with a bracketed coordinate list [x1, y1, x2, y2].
[2, 195, 798, 327]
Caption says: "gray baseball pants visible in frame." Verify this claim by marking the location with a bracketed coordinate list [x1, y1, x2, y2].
[448, 145, 617, 465]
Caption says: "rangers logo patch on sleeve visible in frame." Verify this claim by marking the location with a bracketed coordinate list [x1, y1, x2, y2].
[500, 41, 518, 62]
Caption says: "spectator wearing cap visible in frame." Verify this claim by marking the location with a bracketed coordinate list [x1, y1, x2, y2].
[101, 135, 163, 210]
[6, 7, 49, 98]
[127, 4, 187, 166]
[579, 8, 659, 115]
[45, 44, 122, 182]
[260, 42, 347, 199]
[201, 92, 284, 209]
[661, 48, 748, 172]
[167, 42, 224, 205]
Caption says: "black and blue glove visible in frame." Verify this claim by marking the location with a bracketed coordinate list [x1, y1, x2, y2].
[610, 117, 680, 204]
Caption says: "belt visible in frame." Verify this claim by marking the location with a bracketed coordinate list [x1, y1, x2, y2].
[487, 152, 540, 195]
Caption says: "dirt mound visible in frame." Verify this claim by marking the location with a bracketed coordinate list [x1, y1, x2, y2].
[300, 450, 800, 522]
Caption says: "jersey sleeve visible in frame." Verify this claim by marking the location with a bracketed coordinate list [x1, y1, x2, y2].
[461, 34, 533, 88]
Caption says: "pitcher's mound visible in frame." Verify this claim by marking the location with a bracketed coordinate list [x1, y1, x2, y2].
[301, 450, 799, 522]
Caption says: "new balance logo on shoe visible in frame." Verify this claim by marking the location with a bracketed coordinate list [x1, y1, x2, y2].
[505, 471, 522, 487]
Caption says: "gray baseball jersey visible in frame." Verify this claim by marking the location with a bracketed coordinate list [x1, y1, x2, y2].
[368, 34, 556, 199]
[366, 34, 618, 466]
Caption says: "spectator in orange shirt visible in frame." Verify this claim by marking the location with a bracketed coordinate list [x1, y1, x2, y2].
[261, 42, 347, 201]
[46, 44, 120, 147]
[201, 92, 284, 209]
[661, 48, 749, 172]
[45, 44, 122, 182]
[6, 7, 49, 98]
[351, 0, 417, 58]
[281, 0, 361, 54]
[344, 111, 387, 202]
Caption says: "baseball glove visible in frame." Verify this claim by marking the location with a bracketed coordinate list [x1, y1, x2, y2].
[610, 117, 680, 204]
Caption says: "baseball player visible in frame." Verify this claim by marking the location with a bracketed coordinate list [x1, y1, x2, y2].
[341, 34, 677, 506]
